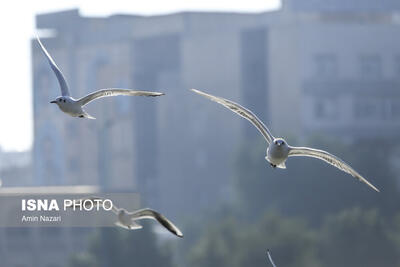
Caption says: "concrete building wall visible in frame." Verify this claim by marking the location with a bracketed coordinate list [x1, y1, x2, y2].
[267, 7, 400, 141]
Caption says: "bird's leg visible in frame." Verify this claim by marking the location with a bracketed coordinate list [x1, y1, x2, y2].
[270, 163, 277, 168]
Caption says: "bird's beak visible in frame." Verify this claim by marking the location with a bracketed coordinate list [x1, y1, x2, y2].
[50, 100, 57, 104]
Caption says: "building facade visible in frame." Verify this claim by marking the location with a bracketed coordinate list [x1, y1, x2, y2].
[269, 0, 400, 140]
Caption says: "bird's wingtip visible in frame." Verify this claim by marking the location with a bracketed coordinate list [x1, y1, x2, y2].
[174, 228, 184, 238]
[145, 91, 164, 96]
[35, 34, 42, 43]
[191, 88, 208, 96]
[367, 182, 380, 193]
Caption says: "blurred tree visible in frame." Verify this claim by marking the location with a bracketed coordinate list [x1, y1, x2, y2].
[188, 217, 240, 267]
[69, 252, 97, 267]
[384, 213, 400, 265]
[69, 223, 174, 267]
[319, 208, 397, 267]
[177, 203, 238, 264]
[237, 212, 320, 267]
[188, 212, 320, 267]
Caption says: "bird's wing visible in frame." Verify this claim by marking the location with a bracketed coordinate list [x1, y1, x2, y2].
[36, 35, 70, 96]
[267, 250, 277, 267]
[191, 89, 274, 144]
[128, 208, 183, 237]
[77, 89, 164, 106]
[288, 146, 379, 192]
[66, 196, 120, 214]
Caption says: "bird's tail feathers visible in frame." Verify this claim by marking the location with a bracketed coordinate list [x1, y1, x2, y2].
[277, 162, 286, 169]
[114, 221, 142, 230]
[82, 112, 96, 120]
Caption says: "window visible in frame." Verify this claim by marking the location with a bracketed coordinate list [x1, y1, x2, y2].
[395, 56, 400, 76]
[354, 98, 400, 120]
[354, 98, 385, 119]
[6, 228, 31, 238]
[314, 99, 338, 120]
[40, 227, 62, 237]
[314, 54, 338, 78]
[389, 99, 400, 119]
[359, 54, 382, 79]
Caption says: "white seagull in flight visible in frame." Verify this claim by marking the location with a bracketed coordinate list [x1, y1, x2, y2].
[191, 89, 379, 192]
[36, 36, 164, 119]
[68, 197, 183, 237]
[267, 250, 277, 267]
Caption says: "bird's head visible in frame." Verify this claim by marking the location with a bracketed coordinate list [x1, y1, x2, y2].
[118, 209, 128, 219]
[273, 138, 287, 148]
[50, 97, 67, 105]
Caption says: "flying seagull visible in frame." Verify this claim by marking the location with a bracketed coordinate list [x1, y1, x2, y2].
[267, 250, 277, 267]
[67, 197, 183, 237]
[36, 36, 164, 119]
[191, 89, 379, 192]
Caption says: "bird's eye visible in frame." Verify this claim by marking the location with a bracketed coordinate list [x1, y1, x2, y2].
[63, 100, 66, 103]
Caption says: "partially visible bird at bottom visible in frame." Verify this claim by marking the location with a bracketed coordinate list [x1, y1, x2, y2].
[267, 249, 277, 267]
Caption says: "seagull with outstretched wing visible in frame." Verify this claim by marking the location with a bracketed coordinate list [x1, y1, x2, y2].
[67, 197, 183, 237]
[191, 89, 379, 192]
[36, 36, 164, 119]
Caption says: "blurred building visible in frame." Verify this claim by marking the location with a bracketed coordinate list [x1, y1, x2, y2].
[0, 149, 31, 171]
[32, 0, 400, 219]
[273, 0, 400, 140]
[0, 149, 32, 186]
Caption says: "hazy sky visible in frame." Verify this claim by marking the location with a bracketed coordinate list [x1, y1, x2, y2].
[0, 0, 280, 152]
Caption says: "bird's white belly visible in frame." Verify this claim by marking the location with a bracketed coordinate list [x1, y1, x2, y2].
[266, 148, 288, 165]
[59, 103, 83, 117]
[266, 155, 286, 165]
[119, 214, 132, 227]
